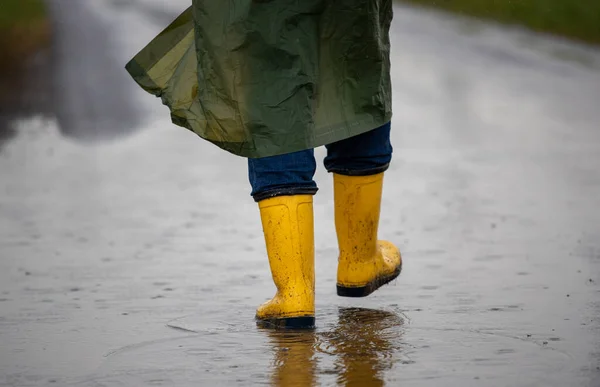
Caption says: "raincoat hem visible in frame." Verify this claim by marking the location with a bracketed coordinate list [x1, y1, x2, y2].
[192, 113, 392, 158]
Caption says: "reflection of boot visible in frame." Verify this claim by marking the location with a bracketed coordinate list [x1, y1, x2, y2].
[323, 308, 403, 387]
[333, 173, 402, 297]
[264, 329, 317, 387]
[256, 195, 315, 329]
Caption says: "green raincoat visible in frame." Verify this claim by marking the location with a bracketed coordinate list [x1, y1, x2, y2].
[126, 0, 392, 158]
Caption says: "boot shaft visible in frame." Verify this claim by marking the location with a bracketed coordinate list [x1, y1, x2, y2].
[333, 173, 384, 261]
[256, 195, 315, 325]
[259, 195, 315, 291]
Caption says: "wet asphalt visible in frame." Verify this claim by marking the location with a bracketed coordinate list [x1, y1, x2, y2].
[1, 1, 600, 386]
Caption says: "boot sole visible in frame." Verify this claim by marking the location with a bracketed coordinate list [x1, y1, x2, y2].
[336, 264, 402, 298]
[255, 316, 315, 329]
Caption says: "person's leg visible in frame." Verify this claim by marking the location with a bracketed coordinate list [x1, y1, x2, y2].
[248, 150, 317, 328]
[324, 122, 402, 297]
[248, 149, 318, 201]
[324, 121, 392, 176]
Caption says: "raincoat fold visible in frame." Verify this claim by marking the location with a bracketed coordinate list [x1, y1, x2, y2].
[126, 0, 393, 158]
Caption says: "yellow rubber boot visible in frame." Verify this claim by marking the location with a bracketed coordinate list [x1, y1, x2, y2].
[256, 195, 315, 328]
[334, 173, 402, 297]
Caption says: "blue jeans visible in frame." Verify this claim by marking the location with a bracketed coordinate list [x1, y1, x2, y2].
[248, 123, 392, 201]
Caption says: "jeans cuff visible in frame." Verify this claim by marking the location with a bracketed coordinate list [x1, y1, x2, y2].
[253, 187, 319, 202]
[326, 163, 390, 177]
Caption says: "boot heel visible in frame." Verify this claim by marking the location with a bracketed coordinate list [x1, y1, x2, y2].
[337, 266, 402, 298]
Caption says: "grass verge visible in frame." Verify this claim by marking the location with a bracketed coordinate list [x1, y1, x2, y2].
[399, 0, 600, 45]
[0, 0, 51, 73]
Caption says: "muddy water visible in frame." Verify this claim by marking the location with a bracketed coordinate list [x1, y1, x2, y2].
[1, 1, 600, 386]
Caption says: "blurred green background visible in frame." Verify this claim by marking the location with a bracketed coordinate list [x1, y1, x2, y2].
[402, 0, 600, 45]
[0, 0, 599, 74]
[0, 0, 49, 72]
[0, 0, 46, 25]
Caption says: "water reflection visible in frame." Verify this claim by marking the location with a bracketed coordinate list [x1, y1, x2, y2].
[263, 308, 404, 386]
[263, 329, 318, 387]
[321, 308, 404, 387]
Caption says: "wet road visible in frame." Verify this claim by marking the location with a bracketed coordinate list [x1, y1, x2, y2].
[1, 1, 600, 386]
